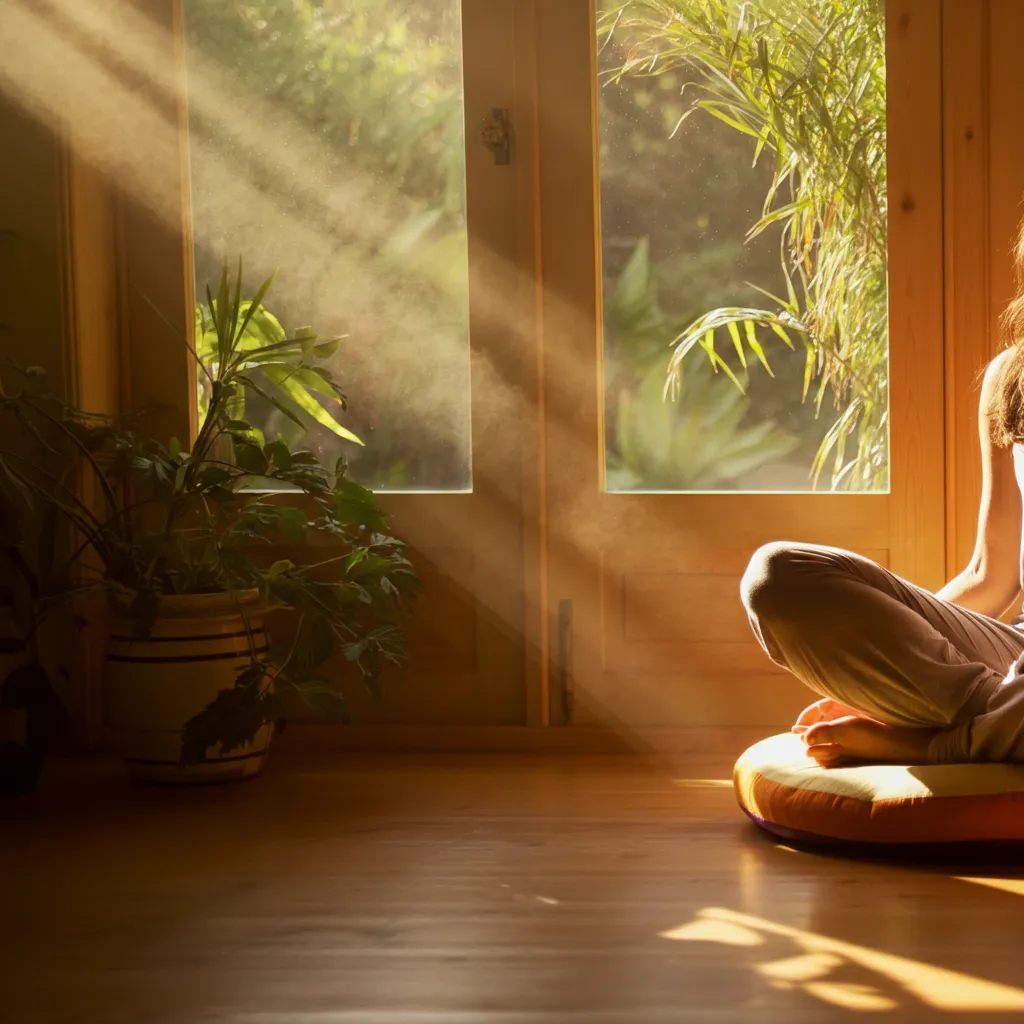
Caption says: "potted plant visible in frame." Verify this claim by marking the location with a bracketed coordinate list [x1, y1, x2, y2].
[0, 263, 417, 782]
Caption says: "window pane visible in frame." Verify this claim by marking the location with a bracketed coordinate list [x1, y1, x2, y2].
[184, 0, 472, 492]
[597, 1, 889, 493]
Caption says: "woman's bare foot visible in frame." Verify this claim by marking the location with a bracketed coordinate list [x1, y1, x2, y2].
[801, 716, 939, 768]
[791, 697, 865, 735]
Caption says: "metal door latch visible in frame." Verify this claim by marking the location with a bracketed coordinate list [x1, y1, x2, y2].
[481, 108, 512, 165]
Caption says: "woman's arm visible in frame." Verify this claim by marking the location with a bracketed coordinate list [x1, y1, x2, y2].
[936, 350, 1023, 617]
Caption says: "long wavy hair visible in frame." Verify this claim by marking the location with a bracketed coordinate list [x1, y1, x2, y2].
[994, 218, 1024, 445]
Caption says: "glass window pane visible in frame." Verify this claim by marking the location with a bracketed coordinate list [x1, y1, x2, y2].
[597, 1, 889, 493]
[184, 0, 471, 492]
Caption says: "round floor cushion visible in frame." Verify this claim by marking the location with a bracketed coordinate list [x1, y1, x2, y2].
[735, 732, 1024, 849]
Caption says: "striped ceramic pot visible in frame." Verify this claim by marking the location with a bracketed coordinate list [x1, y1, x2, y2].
[105, 592, 273, 784]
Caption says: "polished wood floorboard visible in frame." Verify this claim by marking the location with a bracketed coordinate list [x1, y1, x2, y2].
[5, 748, 1024, 1022]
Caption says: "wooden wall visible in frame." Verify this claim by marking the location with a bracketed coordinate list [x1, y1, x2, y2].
[0, 100, 66, 386]
[943, 0, 1024, 581]
[0, 85, 119, 747]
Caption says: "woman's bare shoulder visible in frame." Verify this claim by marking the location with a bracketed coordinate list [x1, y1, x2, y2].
[980, 348, 1017, 428]
[984, 347, 1015, 386]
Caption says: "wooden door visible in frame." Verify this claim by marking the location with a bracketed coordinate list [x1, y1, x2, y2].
[117, 0, 534, 726]
[536, 0, 946, 736]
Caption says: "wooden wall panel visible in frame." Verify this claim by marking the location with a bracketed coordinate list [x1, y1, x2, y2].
[605, 641, 784, 678]
[988, 3, 1024, 354]
[943, 1, 1024, 606]
[622, 574, 750, 644]
[601, 549, 889, 680]
[116, 0, 197, 446]
[403, 553, 478, 673]
[513, 0, 548, 726]
[61, 151, 122, 749]
[574, 674, 810, 729]
[886, 0, 947, 591]
[942, 0, 991, 577]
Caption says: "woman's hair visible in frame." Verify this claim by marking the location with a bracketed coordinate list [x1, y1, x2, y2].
[993, 217, 1024, 446]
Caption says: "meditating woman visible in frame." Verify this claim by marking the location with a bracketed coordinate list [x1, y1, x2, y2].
[741, 274, 1024, 768]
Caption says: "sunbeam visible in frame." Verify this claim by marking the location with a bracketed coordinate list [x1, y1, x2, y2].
[661, 906, 1024, 1011]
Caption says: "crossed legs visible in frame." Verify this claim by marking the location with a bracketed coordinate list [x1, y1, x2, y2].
[740, 543, 1024, 766]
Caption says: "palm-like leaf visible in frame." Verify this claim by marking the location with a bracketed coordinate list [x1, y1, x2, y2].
[195, 262, 362, 445]
[611, 357, 798, 490]
[601, 0, 888, 490]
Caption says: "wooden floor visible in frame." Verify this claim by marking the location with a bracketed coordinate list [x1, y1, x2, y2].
[6, 747, 1024, 1023]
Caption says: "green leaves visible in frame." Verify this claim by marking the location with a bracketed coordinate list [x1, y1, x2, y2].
[2, 257, 419, 766]
[668, 308, 807, 396]
[275, 506, 308, 544]
[611, 355, 798, 491]
[264, 440, 292, 471]
[612, 236, 657, 317]
[332, 479, 389, 532]
[603, 0, 889, 490]
[196, 465, 232, 490]
[194, 261, 363, 447]
[743, 320, 772, 376]
[234, 441, 268, 478]
[180, 666, 279, 765]
[292, 679, 349, 724]
[258, 364, 364, 445]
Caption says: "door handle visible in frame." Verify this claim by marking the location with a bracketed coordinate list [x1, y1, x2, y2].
[481, 108, 512, 165]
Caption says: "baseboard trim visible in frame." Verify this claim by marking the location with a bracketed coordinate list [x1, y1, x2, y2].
[274, 724, 770, 757]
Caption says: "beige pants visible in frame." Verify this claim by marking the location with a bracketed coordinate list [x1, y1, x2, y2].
[741, 542, 1024, 763]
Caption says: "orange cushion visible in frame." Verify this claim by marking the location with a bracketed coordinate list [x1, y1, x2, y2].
[734, 733, 1024, 847]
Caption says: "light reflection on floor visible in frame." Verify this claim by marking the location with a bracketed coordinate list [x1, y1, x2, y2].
[956, 875, 1024, 897]
[660, 906, 1024, 1012]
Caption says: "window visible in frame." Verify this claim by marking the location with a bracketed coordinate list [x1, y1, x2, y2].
[597, 0, 889, 493]
[184, 0, 473, 492]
